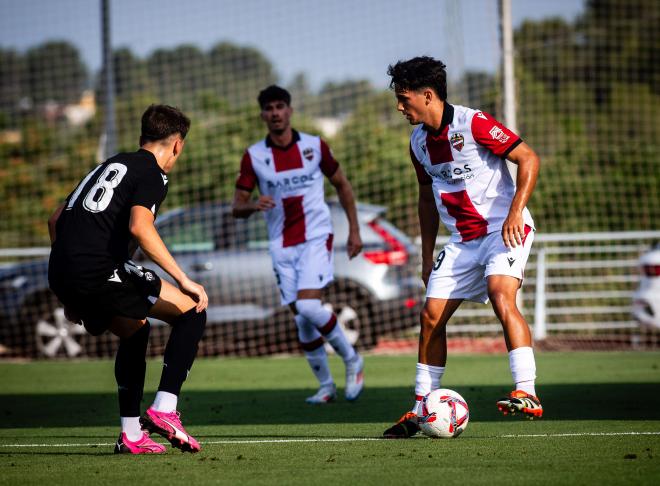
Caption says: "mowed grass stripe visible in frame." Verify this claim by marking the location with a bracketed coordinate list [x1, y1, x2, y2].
[3, 431, 659, 448]
[1, 353, 658, 485]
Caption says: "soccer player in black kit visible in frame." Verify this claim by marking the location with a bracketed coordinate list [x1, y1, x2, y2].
[48, 105, 208, 454]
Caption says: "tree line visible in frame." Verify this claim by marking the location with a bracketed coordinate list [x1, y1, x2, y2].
[0, 0, 657, 247]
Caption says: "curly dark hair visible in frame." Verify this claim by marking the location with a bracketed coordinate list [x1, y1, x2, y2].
[387, 56, 447, 100]
[257, 85, 291, 108]
[140, 104, 190, 145]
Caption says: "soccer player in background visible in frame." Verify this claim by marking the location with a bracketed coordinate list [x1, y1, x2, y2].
[48, 105, 208, 453]
[232, 85, 365, 404]
[383, 57, 542, 438]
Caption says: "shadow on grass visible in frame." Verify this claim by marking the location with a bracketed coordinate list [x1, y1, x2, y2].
[2, 383, 659, 429]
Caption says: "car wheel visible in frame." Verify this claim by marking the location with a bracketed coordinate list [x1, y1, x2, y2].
[22, 293, 86, 358]
[323, 287, 376, 350]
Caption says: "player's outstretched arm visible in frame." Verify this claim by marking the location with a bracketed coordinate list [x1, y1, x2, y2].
[419, 183, 439, 287]
[129, 206, 208, 312]
[232, 188, 275, 219]
[328, 167, 363, 259]
[501, 142, 540, 248]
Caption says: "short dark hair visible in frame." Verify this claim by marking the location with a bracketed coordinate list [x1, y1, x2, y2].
[387, 56, 448, 101]
[140, 104, 191, 145]
[257, 85, 291, 108]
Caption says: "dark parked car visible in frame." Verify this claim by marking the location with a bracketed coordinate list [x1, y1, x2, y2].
[0, 201, 422, 358]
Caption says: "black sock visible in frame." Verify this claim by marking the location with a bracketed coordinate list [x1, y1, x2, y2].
[158, 309, 207, 395]
[115, 321, 151, 417]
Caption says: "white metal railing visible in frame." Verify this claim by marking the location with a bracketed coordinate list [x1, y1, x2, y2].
[2, 231, 659, 341]
[0, 247, 50, 258]
[423, 230, 660, 339]
[528, 231, 659, 340]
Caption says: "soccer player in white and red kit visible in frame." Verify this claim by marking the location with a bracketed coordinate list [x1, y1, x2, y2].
[383, 57, 543, 438]
[232, 86, 365, 404]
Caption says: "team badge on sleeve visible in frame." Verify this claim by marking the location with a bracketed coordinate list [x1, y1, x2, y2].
[450, 133, 465, 151]
[489, 126, 510, 144]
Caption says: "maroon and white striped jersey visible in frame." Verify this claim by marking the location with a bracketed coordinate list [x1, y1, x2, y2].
[236, 130, 339, 248]
[410, 103, 535, 243]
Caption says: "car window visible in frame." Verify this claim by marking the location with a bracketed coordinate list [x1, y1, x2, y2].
[233, 216, 270, 250]
[159, 210, 217, 252]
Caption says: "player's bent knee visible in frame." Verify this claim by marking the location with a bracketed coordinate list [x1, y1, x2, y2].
[488, 289, 516, 312]
[109, 317, 148, 339]
[175, 308, 207, 339]
[420, 306, 443, 328]
[299, 337, 324, 352]
[295, 299, 328, 321]
[150, 280, 198, 323]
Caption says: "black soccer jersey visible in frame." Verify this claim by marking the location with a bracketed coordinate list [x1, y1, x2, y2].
[49, 149, 168, 286]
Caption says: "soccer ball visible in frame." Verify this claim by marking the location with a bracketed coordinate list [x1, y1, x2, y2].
[419, 388, 469, 438]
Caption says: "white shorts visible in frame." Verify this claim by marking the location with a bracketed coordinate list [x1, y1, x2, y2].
[426, 227, 534, 303]
[270, 234, 335, 305]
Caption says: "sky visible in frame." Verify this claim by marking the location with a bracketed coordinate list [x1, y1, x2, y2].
[0, 0, 585, 89]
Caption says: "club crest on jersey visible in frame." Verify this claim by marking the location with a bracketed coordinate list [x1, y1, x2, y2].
[264, 157, 271, 165]
[302, 147, 314, 161]
[489, 126, 510, 144]
[450, 133, 464, 151]
[160, 173, 168, 185]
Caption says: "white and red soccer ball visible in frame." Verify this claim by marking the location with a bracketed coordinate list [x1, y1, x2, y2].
[419, 388, 469, 438]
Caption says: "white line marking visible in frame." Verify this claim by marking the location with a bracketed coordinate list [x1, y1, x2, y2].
[1, 431, 659, 448]
[499, 432, 660, 438]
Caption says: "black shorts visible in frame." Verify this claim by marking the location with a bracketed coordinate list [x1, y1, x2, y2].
[50, 260, 162, 336]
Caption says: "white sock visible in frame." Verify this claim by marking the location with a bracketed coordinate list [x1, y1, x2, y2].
[509, 346, 537, 396]
[296, 299, 333, 325]
[152, 391, 178, 413]
[325, 325, 357, 363]
[304, 346, 334, 388]
[411, 395, 425, 416]
[295, 314, 322, 342]
[414, 362, 445, 397]
[121, 416, 143, 441]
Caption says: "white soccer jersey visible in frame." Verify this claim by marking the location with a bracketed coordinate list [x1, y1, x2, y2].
[409, 103, 534, 243]
[236, 130, 338, 248]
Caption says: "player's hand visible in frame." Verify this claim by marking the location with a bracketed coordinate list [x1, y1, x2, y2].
[421, 261, 433, 288]
[64, 306, 82, 324]
[255, 195, 276, 212]
[178, 276, 208, 313]
[346, 230, 363, 259]
[501, 210, 525, 248]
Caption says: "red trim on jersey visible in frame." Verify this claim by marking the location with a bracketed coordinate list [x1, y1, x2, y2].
[470, 111, 520, 158]
[426, 126, 454, 165]
[410, 143, 433, 185]
[300, 337, 325, 351]
[236, 151, 257, 191]
[319, 139, 339, 177]
[440, 190, 489, 241]
[325, 233, 334, 253]
[282, 195, 306, 247]
[273, 144, 304, 172]
[319, 314, 337, 335]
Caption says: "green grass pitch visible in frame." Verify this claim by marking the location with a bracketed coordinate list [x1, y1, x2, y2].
[1, 352, 659, 485]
